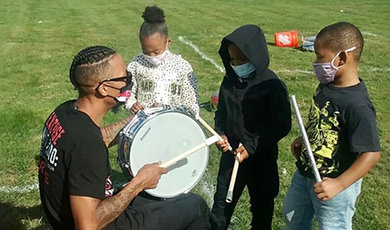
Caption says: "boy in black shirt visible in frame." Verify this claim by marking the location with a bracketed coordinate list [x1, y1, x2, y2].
[282, 22, 381, 230]
[210, 25, 292, 230]
[38, 46, 210, 230]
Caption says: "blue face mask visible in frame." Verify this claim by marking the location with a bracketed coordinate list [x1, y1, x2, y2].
[230, 61, 256, 78]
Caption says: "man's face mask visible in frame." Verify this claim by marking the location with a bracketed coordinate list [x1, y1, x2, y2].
[97, 71, 133, 104]
[230, 61, 256, 78]
[312, 46, 356, 84]
[115, 84, 132, 104]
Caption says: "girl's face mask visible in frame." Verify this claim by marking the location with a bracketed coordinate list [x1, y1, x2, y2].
[143, 49, 169, 66]
[312, 46, 356, 84]
[142, 41, 170, 66]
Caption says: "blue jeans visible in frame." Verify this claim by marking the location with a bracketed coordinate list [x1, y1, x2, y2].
[282, 170, 362, 230]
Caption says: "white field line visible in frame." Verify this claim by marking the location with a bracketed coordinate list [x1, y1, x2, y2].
[362, 31, 378, 37]
[180, 36, 390, 75]
[178, 36, 225, 73]
[275, 67, 390, 74]
[0, 180, 128, 194]
[0, 183, 39, 193]
[181, 34, 225, 38]
[365, 67, 390, 72]
[275, 69, 312, 74]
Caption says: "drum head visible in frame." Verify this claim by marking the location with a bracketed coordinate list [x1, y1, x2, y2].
[129, 111, 208, 198]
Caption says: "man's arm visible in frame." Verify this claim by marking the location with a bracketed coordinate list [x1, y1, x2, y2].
[314, 151, 380, 201]
[100, 116, 132, 148]
[70, 179, 143, 230]
[70, 162, 167, 230]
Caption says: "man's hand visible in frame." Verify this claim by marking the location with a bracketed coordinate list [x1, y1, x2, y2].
[313, 177, 344, 201]
[130, 102, 145, 114]
[135, 162, 167, 190]
[291, 137, 302, 160]
[235, 145, 249, 163]
[216, 135, 230, 152]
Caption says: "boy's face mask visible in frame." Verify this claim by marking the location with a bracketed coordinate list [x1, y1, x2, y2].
[230, 61, 256, 78]
[312, 46, 356, 84]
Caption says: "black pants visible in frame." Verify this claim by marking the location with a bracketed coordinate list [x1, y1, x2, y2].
[107, 193, 210, 230]
[210, 152, 279, 230]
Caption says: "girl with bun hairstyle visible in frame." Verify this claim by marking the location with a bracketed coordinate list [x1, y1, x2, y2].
[125, 5, 200, 115]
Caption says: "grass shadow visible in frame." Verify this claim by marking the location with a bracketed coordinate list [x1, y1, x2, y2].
[0, 202, 50, 230]
[110, 169, 132, 191]
[267, 42, 276, 46]
[268, 42, 313, 53]
[200, 101, 214, 112]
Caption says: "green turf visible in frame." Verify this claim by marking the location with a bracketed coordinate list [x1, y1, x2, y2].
[1, 0, 389, 229]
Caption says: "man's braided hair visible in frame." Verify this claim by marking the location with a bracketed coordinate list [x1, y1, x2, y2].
[69, 46, 116, 90]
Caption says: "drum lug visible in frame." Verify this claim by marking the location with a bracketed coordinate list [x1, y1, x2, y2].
[136, 110, 147, 119]
[176, 105, 187, 112]
[119, 160, 130, 169]
[121, 130, 130, 138]
[177, 105, 195, 116]
[130, 111, 147, 136]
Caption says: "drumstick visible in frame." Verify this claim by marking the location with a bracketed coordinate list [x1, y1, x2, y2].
[290, 95, 322, 182]
[226, 152, 240, 203]
[195, 115, 242, 202]
[196, 115, 233, 152]
[225, 143, 242, 203]
[160, 135, 220, 168]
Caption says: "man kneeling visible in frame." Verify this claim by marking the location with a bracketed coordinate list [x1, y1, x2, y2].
[38, 45, 210, 230]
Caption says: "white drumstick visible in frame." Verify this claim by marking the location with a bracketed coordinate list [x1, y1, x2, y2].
[195, 115, 242, 202]
[160, 135, 220, 168]
[290, 95, 322, 182]
[226, 152, 241, 203]
[225, 142, 243, 203]
[196, 115, 233, 151]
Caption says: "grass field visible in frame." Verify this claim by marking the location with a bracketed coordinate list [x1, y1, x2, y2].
[1, 0, 389, 229]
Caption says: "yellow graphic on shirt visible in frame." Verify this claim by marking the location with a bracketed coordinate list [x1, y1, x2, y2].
[300, 98, 340, 175]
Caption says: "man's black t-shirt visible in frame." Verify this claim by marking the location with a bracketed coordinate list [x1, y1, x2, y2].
[297, 80, 381, 178]
[38, 100, 113, 230]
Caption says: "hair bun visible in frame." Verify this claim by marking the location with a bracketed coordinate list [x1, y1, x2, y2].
[142, 5, 165, 23]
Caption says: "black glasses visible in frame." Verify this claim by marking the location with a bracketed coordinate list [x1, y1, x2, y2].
[97, 71, 132, 88]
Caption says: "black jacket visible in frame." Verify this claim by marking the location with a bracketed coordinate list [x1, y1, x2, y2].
[215, 24, 291, 158]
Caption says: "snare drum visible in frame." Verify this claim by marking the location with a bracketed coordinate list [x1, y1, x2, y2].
[118, 106, 209, 198]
